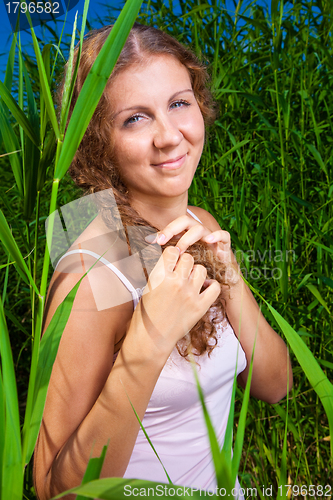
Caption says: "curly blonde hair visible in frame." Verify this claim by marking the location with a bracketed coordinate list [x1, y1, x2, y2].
[59, 23, 229, 358]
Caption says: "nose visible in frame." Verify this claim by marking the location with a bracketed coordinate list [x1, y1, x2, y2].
[153, 116, 183, 150]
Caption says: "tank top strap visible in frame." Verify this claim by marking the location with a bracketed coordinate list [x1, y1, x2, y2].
[55, 208, 201, 309]
[186, 207, 202, 224]
[55, 249, 144, 309]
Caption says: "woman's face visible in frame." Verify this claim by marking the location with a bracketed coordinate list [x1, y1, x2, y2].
[109, 55, 205, 205]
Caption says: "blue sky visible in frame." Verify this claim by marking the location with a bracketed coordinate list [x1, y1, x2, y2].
[0, 0, 117, 77]
[0, 0, 263, 79]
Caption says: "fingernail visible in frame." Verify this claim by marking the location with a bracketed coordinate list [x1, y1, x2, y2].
[206, 234, 215, 242]
[157, 233, 166, 244]
[145, 233, 157, 244]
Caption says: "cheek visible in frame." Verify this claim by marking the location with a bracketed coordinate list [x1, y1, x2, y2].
[113, 133, 151, 165]
[112, 139, 136, 170]
[191, 114, 205, 152]
[198, 120, 205, 147]
[183, 109, 205, 145]
[197, 110, 205, 137]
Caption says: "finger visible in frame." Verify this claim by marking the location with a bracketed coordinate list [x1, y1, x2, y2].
[215, 246, 233, 264]
[148, 246, 180, 290]
[199, 279, 221, 310]
[201, 278, 216, 290]
[202, 230, 231, 246]
[189, 264, 207, 292]
[175, 225, 211, 254]
[154, 215, 199, 245]
[162, 245, 181, 273]
[174, 252, 195, 280]
[144, 232, 184, 244]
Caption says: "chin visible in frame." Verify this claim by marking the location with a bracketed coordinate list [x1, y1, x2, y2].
[166, 175, 195, 194]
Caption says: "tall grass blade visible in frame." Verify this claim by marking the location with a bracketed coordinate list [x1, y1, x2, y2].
[76, 445, 108, 500]
[231, 344, 255, 484]
[276, 387, 288, 498]
[17, 32, 25, 168]
[266, 303, 333, 459]
[60, 12, 78, 134]
[0, 26, 17, 146]
[0, 366, 4, 492]
[38, 129, 57, 191]
[1, 256, 10, 303]
[222, 370, 237, 456]
[306, 143, 328, 178]
[274, 404, 299, 441]
[51, 478, 212, 500]
[39, 42, 52, 133]
[0, 300, 22, 499]
[27, 20, 60, 140]
[305, 283, 331, 316]
[215, 140, 250, 166]
[4, 31, 17, 91]
[22, 58, 40, 218]
[190, 356, 233, 494]
[55, 0, 143, 180]
[0, 81, 39, 147]
[0, 102, 23, 196]
[3, 307, 29, 337]
[125, 392, 172, 484]
[0, 210, 38, 293]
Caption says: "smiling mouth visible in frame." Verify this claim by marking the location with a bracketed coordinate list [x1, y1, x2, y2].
[152, 154, 187, 169]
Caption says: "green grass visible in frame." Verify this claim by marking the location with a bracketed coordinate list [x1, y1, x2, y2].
[0, 0, 332, 498]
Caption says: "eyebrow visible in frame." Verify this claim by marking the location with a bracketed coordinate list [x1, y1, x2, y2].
[113, 89, 194, 118]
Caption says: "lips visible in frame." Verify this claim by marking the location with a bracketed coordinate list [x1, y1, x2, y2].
[152, 154, 187, 169]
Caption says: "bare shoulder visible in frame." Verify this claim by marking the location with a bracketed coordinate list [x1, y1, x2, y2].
[44, 252, 134, 335]
[44, 210, 142, 332]
[187, 205, 221, 231]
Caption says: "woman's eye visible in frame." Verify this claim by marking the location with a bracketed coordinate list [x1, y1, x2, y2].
[170, 100, 190, 109]
[124, 114, 144, 127]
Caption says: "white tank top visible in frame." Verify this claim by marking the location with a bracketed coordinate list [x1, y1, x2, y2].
[56, 208, 247, 495]
[124, 318, 246, 493]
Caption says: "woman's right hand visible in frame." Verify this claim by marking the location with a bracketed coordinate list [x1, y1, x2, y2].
[129, 246, 220, 356]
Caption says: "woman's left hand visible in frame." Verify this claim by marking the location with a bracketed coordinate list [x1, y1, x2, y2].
[146, 213, 293, 403]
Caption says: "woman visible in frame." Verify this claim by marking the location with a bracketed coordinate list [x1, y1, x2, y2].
[34, 23, 292, 500]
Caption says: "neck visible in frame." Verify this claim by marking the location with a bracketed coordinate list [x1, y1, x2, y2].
[129, 193, 189, 230]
